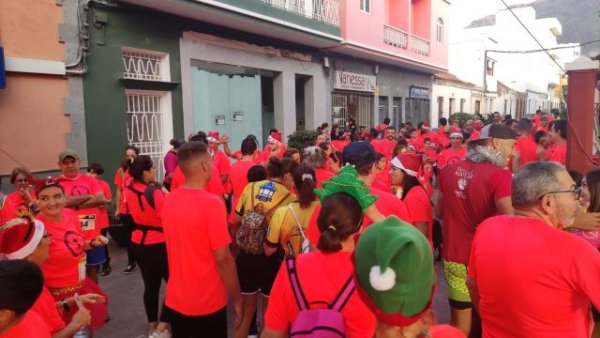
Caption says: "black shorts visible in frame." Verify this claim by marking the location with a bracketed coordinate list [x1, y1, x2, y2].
[236, 251, 281, 296]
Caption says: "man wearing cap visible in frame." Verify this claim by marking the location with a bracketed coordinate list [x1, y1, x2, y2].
[435, 123, 517, 336]
[437, 131, 466, 170]
[354, 216, 465, 338]
[468, 161, 600, 337]
[57, 150, 108, 281]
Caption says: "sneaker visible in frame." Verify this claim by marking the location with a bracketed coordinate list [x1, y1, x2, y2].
[148, 330, 171, 338]
[123, 263, 136, 274]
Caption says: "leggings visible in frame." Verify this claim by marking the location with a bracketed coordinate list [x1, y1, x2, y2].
[134, 242, 170, 323]
[119, 214, 137, 266]
[167, 306, 226, 338]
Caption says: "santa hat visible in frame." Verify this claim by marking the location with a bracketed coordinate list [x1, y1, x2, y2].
[207, 131, 219, 143]
[450, 132, 464, 139]
[0, 218, 45, 260]
[450, 125, 462, 133]
[390, 153, 422, 177]
[354, 216, 435, 327]
[268, 132, 282, 144]
[421, 122, 431, 129]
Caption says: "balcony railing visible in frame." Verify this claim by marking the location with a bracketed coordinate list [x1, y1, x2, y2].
[409, 34, 430, 56]
[260, 0, 340, 27]
[384, 25, 408, 49]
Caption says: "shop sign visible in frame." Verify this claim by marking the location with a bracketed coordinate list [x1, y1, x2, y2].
[409, 86, 430, 99]
[334, 70, 376, 93]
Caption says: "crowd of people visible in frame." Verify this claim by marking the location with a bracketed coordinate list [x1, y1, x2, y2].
[0, 107, 599, 338]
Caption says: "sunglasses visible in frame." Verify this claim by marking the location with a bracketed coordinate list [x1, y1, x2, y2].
[540, 187, 583, 201]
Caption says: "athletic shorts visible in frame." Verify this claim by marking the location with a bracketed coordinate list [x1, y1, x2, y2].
[86, 247, 107, 266]
[443, 260, 472, 309]
[236, 251, 281, 296]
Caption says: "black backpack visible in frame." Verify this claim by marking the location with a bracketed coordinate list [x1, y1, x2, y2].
[126, 183, 162, 244]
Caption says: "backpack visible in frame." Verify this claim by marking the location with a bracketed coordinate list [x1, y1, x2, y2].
[236, 183, 289, 255]
[286, 257, 355, 337]
[287, 204, 311, 256]
[126, 183, 163, 245]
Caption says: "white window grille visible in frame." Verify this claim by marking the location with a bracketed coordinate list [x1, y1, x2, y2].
[125, 90, 173, 181]
[122, 48, 170, 81]
[436, 18, 444, 43]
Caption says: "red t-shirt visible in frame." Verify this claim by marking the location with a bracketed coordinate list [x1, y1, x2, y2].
[161, 188, 230, 315]
[37, 210, 86, 288]
[404, 186, 433, 245]
[114, 168, 132, 215]
[516, 135, 539, 166]
[315, 168, 335, 189]
[469, 215, 600, 337]
[124, 182, 166, 245]
[408, 138, 423, 152]
[95, 178, 112, 230]
[438, 160, 511, 264]
[437, 147, 466, 170]
[229, 160, 256, 222]
[213, 150, 231, 193]
[31, 288, 65, 334]
[264, 251, 376, 338]
[0, 194, 17, 224]
[548, 143, 567, 165]
[306, 187, 411, 244]
[378, 139, 397, 159]
[469, 130, 480, 140]
[0, 311, 51, 338]
[261, 144, 287, 162]
[6, 192, 35, 217]
[59, 175, 103, 241]
[171, 165, 225, 195]
[331, 140, 350, 152]
[430, 325, 465, 337]
[420, 131, 438, 145]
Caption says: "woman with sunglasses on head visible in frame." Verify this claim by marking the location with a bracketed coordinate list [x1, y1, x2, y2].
[262, 166, 379, 338]
[0, 217, 106, 338]
[123, 155, 171, 338]
[34, 180, 109, 337]
[6, 167, 37, 217]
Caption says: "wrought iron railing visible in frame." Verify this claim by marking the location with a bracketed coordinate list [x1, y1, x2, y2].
[260, 0, 340, 27]
[384, 25, 408, 49]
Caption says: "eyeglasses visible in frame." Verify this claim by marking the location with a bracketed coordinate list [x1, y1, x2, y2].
[541, 187, 582, 200]
[16, 179, 28, 183]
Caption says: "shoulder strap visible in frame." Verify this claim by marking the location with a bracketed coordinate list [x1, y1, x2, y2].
[144, 185, 157, 209]
[265, 192, 291, 218]
[330, 276, 355, 312]
[250, 182, 256, 211]
[286, 257, 308, 311]
[287, 204, 308, 242]
[127, 184, 146, 212]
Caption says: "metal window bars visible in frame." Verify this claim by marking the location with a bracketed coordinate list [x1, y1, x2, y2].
[122, 50, 167, 81]
[260, 0, 340, 27]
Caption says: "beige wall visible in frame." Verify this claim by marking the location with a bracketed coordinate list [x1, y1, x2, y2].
[0, 0, 69, 175]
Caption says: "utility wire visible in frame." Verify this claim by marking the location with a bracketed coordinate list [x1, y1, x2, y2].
[498, 0, 566, 72]
[487, 39, 600, 54]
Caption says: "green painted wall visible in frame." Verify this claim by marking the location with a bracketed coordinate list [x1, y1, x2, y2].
[212, 0, 341, 36]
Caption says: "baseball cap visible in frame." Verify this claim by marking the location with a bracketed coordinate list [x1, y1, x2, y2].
[342, 141, 376, 166]
[58, 150, 79, 162]
[479, 124, 518, 140]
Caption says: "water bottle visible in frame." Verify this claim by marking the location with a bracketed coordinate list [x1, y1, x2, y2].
[73, 327, 89, 338]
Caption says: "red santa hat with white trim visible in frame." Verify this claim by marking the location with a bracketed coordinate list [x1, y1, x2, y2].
[207, 131, 220, 144]
[391, 153, 422, 178]
[0, 218, 45, 260]
[268, 132, 282, 144]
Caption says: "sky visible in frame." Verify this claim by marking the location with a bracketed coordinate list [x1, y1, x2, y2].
[449, 0, 535, 37]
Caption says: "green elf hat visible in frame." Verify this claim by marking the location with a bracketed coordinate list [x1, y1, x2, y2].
[314, 165, 377, 210]
[353, 216, 435, 327]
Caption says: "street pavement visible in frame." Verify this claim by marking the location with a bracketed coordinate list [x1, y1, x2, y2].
[96, 240, 451, 338]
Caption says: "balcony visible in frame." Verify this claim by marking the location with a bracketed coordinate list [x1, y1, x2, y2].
[384, 25, 408, 49]
[260, 0, 340, 27]
[409, 34, 430, 56]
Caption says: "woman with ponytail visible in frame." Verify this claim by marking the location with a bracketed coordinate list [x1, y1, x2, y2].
[264, 164, 319, 257]
[262, 165, 380, 338]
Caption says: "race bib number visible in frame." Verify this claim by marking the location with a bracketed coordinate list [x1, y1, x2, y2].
[78, 256, 87, 282]
[78, 214, 96, 232]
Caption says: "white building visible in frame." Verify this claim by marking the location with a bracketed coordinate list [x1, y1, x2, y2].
[431, 72, 482, 125]
[450, 6, 580, 116]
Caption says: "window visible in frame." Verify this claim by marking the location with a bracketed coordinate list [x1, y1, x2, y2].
[437, 96, 444, 116]
[460, 98, 465, 113]
[486, 58, 495, 76]
[436, 18, 444, 43]
[449, 98, 455, 115]
[122, 48, 170, 81]
[475, 100, 481, 114]
[360, 0, 370, 13]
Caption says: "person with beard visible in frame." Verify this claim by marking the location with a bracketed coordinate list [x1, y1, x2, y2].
[435, 124, 516, 337]
[468, 162, 600, 337]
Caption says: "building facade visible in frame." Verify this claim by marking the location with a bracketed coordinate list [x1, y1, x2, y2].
[431, 72, 481, 124]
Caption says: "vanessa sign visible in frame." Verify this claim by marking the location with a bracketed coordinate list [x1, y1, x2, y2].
[333, 70, 376, 93]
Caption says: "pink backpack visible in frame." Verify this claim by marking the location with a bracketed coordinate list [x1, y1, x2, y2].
[286, 257, 355, 337]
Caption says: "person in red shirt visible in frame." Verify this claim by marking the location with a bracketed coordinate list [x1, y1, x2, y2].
[374, 117, 391, 135]
[262, 180, 378, 338]
[124, 155, 171, 338]
[468, 161, 600, 337]
[373, 153, 391, 192]
[86, 163, 113, 277]
[262, 132, 287, 162]
[391, 153, 433, 245]
[57, 150, 108, 283]
[229, 138, 261, 224]
[283, 148, 301, 163]
[436, 123, 517, 337]
[207, 131, 232, 194]
[354, 217, 465, 338]
[6, 167, 36, 218]
[0, 217, 106, 338]
[407, 128, 423, 152]
[161, 142, 242, 338]
[437, 132, 466, 170]
[0, 193, 17, 225]
[0, 260, 51, 338]
[463, 119, 480, 141]
[303, 146, 334, 189]
[113, 145, 139, 274]
[546, 120, 567, 165]
[419, 122, 438, 146]
[35, 180, 108, 333]
[513, 118, 538, 171]
[330, 131, 351, 152]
